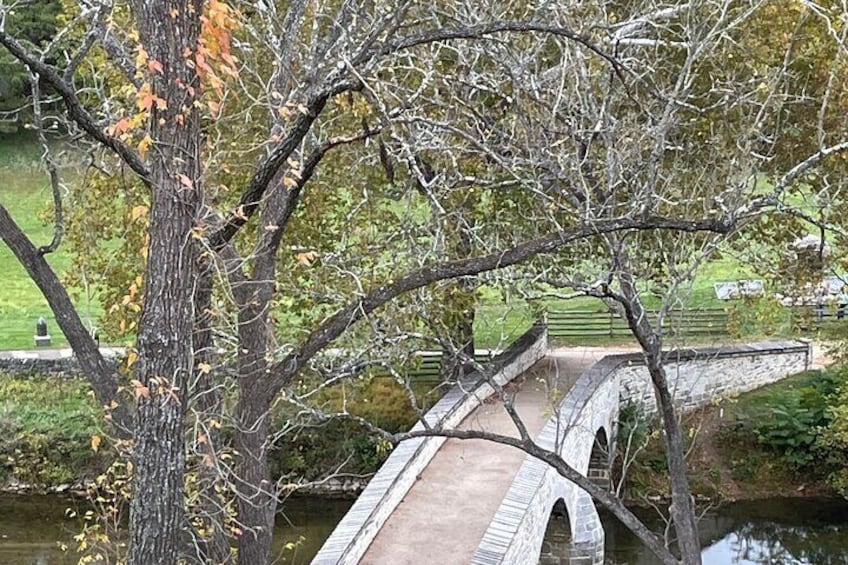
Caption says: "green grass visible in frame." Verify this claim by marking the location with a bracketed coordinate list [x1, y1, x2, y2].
[0, 133, 102, 349]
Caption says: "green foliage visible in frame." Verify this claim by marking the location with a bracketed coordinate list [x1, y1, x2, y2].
[816, 369, 848, 496]
[754, 398, 827, 467]
[752, 372, 840, 468]
[0, 375, 104, 485]
[0, 0, 62, 114]
[612, 403, 670, 499]
[718, 370, 843, 477]
[272, 376, 434, 479]
[726, 295, 791, 338]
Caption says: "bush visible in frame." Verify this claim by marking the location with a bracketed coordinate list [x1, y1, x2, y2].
[0, 375, 104, 485]
[271, 375, 438, 479]
[750, 371, 840, 470]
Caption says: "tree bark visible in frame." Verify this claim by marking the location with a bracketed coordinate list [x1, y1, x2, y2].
[187, 265, 232, 564]
[234, 388, 275, 565]
[232, 226, 280, 565]
[126, 1, 203, 563]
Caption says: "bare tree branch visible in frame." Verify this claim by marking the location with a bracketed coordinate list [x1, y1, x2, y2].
[0, 205, 131, 436]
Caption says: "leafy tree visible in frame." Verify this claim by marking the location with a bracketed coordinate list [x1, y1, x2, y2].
[3, 2, 848, 565]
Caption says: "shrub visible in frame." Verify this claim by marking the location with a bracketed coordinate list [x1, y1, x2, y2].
[0, 375, 104, 485]
[751, 371, 840, 470]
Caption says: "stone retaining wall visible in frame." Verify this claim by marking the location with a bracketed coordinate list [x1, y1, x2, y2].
[0, 348, 124, 378]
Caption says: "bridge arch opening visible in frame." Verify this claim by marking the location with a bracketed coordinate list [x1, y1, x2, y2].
[588, 427, 611, 491]
[539, 498, 571, 565]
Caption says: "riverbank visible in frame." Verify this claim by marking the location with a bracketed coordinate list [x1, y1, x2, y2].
[3, 364, 844, 505]
[620, 368, 846, 506]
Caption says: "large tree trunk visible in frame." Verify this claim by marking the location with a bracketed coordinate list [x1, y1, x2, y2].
[234, 390, 275, 565]
[229, 172, 300, 565]
[188, 265, 233, 564]
[127, 1, 203, 563]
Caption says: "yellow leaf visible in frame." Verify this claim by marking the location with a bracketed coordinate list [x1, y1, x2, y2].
[283, 176, 298, 188]
[137, 136, 153, 159]
[296, 250, 318, 266]
[126, 350, 139, 368]
[91, 435, 102, 453]
[131, 204, 149, 220]
[198, 362, 212, 374]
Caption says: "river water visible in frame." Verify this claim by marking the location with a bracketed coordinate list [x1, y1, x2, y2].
[602, 497, 848, 564]
[0, 494, 846, 564]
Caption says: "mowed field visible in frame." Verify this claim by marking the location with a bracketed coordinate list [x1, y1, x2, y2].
[0, 133, 101, 349]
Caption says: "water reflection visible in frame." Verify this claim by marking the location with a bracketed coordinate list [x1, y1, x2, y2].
[604, 498, 848, 565]
[0, 494, 352, 565]
[3, 494, 847, 564]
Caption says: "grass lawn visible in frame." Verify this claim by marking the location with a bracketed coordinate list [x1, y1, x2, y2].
[0, 133, 101, 349]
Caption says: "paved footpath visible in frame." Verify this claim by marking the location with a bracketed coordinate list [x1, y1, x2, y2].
[0, 347, 124, 360]
[360, 347, 637, 565]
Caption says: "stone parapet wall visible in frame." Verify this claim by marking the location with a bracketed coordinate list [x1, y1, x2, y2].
[615, 341, 811, 413]
[312, 324, 548, 565]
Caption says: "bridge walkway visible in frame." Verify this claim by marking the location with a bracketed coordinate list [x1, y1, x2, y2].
[361, 347, 636, 565]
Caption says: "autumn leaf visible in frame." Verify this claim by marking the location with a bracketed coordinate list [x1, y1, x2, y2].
[177, 173, 194, 189]
[198, 362, 212, 374]
[130, 379, 151, 400]
[131, 204, 149, 220]
[91, 435, 102, 453]
[137, 135, 153, 159]
[147, 59, 164, 74]
[107, 118, 132, 136]
[296, 250, 318, 266]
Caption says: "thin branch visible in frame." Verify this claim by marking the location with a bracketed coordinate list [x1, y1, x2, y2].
[376, 21, 628, 83]
[29, 72, 63, 255]
[208, 81, 361, 249]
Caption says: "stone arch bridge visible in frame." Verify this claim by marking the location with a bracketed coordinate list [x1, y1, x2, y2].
[313, 327, 810, 565]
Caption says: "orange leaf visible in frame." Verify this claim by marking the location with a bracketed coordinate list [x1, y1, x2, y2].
[147, 59, 164, 74]
[130, 379, 150, 400]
